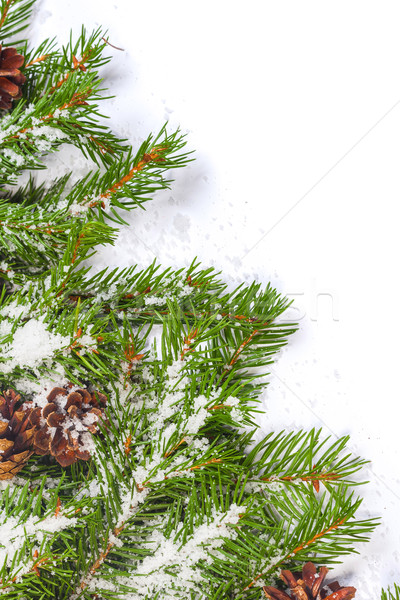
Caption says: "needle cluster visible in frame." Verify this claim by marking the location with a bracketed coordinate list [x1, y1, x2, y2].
[0, 1, 387, 599]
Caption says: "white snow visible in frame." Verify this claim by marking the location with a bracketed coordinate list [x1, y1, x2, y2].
[11, 0, 400, 596]
[85, 504, 245, 599]
[1, 317, 70, 374]
[2, 148, 25, 166]
[0, 511, 77, 568]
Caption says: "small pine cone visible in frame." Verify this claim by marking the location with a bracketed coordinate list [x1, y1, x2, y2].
[0, 390, 36, 480]
[31, 387, 107, 467]
[263, 562, 356, 600]
[0, 45, 26, 110]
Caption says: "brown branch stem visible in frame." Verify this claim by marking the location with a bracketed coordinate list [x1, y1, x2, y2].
[246, 516, 348, 589]
[0, 0, 13, 30]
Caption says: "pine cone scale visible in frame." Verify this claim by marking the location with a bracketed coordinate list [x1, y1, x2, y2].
[50, 429, 68, 456]
[9, 409, 25, 433]
[0, 390, 36, 480]
[311, 566, 329, 598]
[0, 75, 21, 98]
[264, 586, 291, 600]
[42, 402, 57, 419]
[301, 563, 317, 589]
[0, 44, 25, 109]
[293, 587, 308, 600]
[281, 571, 300, 589]
[0, 438, 14, 453]
[32, 386, 107, 467]
[28, 408, 42, 426]
[47, 411, 65, 427]
[1, 47, 19, 59]
[16, 427, 36, 449]
[0, 451, 32, 478]
[0, 463, 18, 479]
[324, 589, 356, 600]
[47, 388, 68, 403]
[66, 391, 83, 409]
[56, 449, 77, 468]
[263, 563, 357, 600]
[33, 429, 51, 454]
[1, 54, 24, 69]
[0, 69, 21, 78]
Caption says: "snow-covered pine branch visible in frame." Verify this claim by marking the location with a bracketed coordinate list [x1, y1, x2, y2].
[0, 1, 385, 598]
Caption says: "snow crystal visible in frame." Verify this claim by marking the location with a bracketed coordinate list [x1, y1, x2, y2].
[189, 436, 210, 451]
[1, 317, 70, 374]
[98, 504, 245, 599]
[143, 295, 168, 306]
[244, 480, 266, 494]
[68, 200, 90, 216]
[0, 300, 31, 324]
[82, 412, 98, 426]
[0, 511, 77, 568]
[74, 330, 99, 355]
[2, 148, 25, 166]
[88, 479, 102, 497]
[230, 408, 242, 421]
[16, 374, 69, 407]
[78, 431, 96, 454]
[184, 394, 210, 434]
[30, 124, 68, 141]
[108, 532, 124, 548]
[225, 396, 240, 407]
[0, 320, 13, 337]
[166, 359, 187, 384]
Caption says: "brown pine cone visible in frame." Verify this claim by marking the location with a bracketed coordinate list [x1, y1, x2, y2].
[263, 562, 356, 600]
[0, 389, 36, 480]
[0, 45, 26, 110]
[31, 387, 107, 467]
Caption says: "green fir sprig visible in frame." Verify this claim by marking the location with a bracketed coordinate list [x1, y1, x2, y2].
[0, 1, 390, 599]
[382, 586, 400, 600]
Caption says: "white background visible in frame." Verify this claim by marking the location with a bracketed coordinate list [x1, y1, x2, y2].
[29, 1, 400, 596]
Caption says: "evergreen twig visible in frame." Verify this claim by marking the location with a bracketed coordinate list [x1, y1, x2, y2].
[0, 2, 387, 599]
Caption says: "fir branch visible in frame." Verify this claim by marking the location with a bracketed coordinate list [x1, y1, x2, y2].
[22, 27, 128, 165]
[0, 173, 70, 206]
[50, 28, 111, 93]
[0, 200, 71, 270]
[23, 28, 111, 103]
[244, 489, 375, 592]
[0, 43, 127, 182]
[382, 585, 400, 600]
[0, 0, 34, 45]
[247, 430, 368, 489]
[0, 3, 380, 598]
[66, 125, 192, 222]
[0, 258, 296, 392]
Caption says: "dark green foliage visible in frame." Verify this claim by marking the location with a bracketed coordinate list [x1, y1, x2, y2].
[0, 0, 35, 44]
[382, 585, 400, 600]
